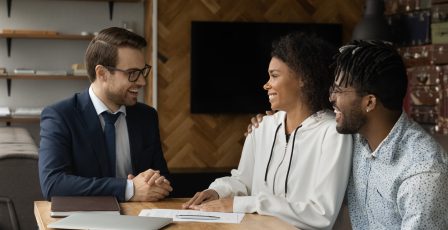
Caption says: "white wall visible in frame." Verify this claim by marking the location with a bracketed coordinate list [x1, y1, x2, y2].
[0, 0, 145, 142]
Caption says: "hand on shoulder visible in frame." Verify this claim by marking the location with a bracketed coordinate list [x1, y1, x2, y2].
[244, 110, 276, 137]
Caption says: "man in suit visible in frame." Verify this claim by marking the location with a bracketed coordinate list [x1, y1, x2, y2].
[39, 27, 172, 202]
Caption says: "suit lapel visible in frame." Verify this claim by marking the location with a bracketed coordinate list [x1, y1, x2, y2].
[126, 106, 137, 175]
[77, 90, 111, 176]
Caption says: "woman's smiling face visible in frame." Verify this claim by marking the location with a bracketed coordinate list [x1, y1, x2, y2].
[263, 57, 302, 112]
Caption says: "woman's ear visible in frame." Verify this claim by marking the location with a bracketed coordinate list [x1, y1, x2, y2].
[296, 74, 305, 88]
[298, 79, 305, 88]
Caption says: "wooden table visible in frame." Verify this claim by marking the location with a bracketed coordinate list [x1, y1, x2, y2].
[34, 198, 297, 230]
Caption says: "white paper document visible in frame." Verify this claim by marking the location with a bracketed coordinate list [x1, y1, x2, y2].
[139, 209, 245, 224]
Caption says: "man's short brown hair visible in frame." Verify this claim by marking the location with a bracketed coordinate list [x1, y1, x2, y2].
[84, 27, 147, 82]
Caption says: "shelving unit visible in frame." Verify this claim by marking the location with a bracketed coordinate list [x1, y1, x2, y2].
[0, 31, 91, 96]
[84, 0, 141, 20]
[387, 1, 448, 134]
[0, 116, 40, 126]
[1, 75, 88, 80]
[5, 0, 141, 20]
[0, 74, 88, 125]
[0, 32, 94, 57]
[0, 32, 94, 40]
[1, 0, 142, 127]
[0, 75, 88, 96]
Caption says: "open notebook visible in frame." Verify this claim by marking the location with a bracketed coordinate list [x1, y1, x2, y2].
[47, 213, 172, 230]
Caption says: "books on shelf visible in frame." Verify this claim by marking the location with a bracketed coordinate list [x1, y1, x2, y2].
[50, 196, 121, 217]
[12, 107, 42, 117]
[72, 63, 87, 76]
[0, 107, 10, 117]
[1, 29, 58, 35]
[13, 69, 70, 76]
[0, 68, 7, 75]
[35, 70, 68, 76]
[13, 68, 35, 75]
[72, 69, 87, 76]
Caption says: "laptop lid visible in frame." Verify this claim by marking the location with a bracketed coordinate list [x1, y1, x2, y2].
[47, 213, 172, 230]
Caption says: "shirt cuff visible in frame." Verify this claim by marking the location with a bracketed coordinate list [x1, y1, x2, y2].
[233, 196, 257, 213]
[209, 184, 232, 198]
[125, 179, 134, 201]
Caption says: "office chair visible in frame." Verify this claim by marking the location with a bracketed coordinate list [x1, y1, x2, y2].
[0, 127, 42, 230]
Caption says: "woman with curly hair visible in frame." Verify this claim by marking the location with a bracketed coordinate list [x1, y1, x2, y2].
[183, 32, 353, 229]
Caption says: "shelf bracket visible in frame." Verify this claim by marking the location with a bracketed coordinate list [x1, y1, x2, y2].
[109, 1, 114, 20]
[6, 37, 11, 57]
[7, 78, 11, 96]
[7, 0, 11, 17]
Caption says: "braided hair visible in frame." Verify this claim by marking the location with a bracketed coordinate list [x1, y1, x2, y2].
[334, 40, 407, 111]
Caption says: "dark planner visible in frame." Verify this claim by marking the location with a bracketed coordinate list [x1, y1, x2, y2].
[50, 196, 121, 217]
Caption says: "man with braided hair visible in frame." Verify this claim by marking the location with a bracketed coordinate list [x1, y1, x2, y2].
[248, 40, 448, 229]
[329, 40, 448, 229]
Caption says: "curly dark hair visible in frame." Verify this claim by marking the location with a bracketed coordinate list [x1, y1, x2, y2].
[271, 32, 337, 112]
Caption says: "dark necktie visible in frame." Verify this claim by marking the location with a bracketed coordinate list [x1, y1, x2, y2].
[102, 112, 121, 177]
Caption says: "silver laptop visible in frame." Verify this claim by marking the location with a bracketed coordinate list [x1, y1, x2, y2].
[47, 213, 172, 230]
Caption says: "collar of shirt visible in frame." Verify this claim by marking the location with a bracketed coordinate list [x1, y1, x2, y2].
[357, 112, 408, 162]
[89, 86, 127, 116]
[277, 109, 334, 132]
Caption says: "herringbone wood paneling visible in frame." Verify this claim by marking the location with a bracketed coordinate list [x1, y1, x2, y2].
[144, 0, 364, 169]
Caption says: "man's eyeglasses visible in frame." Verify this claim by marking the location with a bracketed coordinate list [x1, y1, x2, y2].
[329, 84, 356, 95]
[105, 64, 151, 82]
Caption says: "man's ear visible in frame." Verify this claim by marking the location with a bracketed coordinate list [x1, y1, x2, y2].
[365, 94, 377, 113]
[95, 65, 108, 81]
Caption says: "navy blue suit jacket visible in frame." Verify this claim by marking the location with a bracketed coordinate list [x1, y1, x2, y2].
[38, 90, 169, 201]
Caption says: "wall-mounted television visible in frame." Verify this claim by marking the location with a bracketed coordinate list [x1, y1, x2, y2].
[190, 21, 342, 114]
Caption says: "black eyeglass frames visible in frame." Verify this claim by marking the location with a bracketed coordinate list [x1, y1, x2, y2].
[328, 84, 357, 95]
[105, 64, 152, 82]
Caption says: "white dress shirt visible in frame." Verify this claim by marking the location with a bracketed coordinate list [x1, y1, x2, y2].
[89, 86, 134, 200]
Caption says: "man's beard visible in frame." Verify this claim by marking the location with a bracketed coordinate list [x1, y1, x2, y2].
[336, 106, 366, 134]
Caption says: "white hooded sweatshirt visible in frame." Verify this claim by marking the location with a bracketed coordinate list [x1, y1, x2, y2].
[209, 110, 353, 229]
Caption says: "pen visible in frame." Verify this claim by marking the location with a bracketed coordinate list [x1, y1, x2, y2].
[175, 214, 221, 220]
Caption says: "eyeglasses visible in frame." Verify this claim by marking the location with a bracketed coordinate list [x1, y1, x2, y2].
[105, 64, 152, 82]
[329, 84, 357, 95]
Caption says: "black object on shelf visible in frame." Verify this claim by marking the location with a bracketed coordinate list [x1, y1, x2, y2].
[7, 0, 11, 17]
[352, 0, 392, 42]
[109, 1, 114, 20]
[6, 37, 11, 57]
[7, 78, 11, 96]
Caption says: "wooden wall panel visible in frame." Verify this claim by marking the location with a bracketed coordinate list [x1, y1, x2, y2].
[144, 0, 364, 170]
